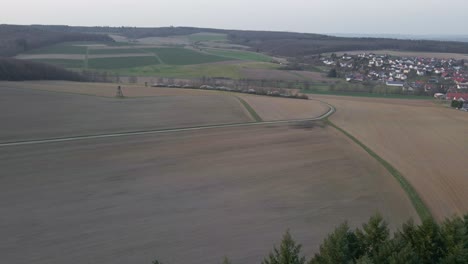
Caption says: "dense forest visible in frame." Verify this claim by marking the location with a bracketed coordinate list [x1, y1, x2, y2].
[0, 58, 86, 81]
[0, 25, 113, 56]
[30, 25, 468, 57]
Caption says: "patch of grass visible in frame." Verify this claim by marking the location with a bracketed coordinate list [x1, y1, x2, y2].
[88, 56, 159, 69]
[204, 48, 273, 62]
[109, 62, 279, 79]
[24, 43, 88, 54]
[29, 58, 85, 68]
[143, 47, 228, 65]
[325, 118, 432, 222]
[302, 89, 432, 100]
[88, 48, 146, 55]
[236, 96, 263, 122]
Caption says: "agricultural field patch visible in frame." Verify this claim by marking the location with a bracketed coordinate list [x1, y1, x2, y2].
[188, 33, 228, 42]
[22, 42, 88, 54]
[88, 48, 147, 55]
[88, 56, 159, 69]
[204, 48, 273, 62]
[241, 68, 309, 81]
[1, 120, 418, 264]
[136, 36, 190, 46]
[27, 58, 85, 68]
[0, 85, 252, 141]
[238, 94, 330, 121]
[144, 47, 229, 65]
[112, 61, 278, 79]
[317, 95, 468, 221]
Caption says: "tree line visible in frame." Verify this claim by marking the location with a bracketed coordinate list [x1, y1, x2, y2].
[0, 25, 113, 56]
[19, 25, 468, 59]
[153, 214, 468, 264]
[0, 58, 86, 81]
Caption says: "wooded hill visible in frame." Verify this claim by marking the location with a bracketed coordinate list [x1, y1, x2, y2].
[0, 25, 113, 57]
[30, 25, 468, 57]
[0, 58, 85, 81]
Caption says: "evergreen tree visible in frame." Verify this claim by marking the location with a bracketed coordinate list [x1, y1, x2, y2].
[355, 255, 373, 264]
[355, 214, 390, 259]
[309, 222, 359, 264]
[374, 233, 419, 264]
[439, 216, 468, 263]
[263, 230, 306, 264]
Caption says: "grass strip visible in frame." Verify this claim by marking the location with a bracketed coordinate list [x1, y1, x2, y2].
[325, 118, 433, 222]
[236, 96, 263, 122]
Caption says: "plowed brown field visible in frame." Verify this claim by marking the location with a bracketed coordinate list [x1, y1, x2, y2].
[0, 81, 329, 121]
[239, 94, 330, 121]
[316, 95, 468, 221]
[0, 86, 252, 142]
[1, 123, 418, 264]
[0, 81, 217, 97]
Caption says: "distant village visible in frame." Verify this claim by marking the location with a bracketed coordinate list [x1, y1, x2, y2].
[320, 52, 468, 102]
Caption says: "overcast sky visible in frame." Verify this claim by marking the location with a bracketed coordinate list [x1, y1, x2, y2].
[2, 0, 468, 35]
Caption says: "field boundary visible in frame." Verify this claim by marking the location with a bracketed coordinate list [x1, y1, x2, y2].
[235, 96, 263, 122]
[0, 102, 335, 148]
[323, 114, 432, 222]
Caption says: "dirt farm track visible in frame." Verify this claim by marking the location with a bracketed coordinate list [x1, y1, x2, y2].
[0, 81, 466, 263]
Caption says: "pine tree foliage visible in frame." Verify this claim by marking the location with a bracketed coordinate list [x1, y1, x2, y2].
[152, 214, 468, 264]
[310, 214, 468, 264]
[263, 230, 306, 264]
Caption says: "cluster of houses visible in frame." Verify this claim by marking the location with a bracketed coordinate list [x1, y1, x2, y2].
[321, 52, 468, 99]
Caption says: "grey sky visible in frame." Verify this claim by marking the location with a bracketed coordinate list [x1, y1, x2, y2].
[2, 0, 467, 35]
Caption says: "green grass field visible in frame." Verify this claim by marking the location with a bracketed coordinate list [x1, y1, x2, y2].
[88, 56, 159, 69]
[88, 48, 146, 55]
[109, 62, 279, 79]
[24, 43, 87, 54]
[143, 47, 229, 65]
[30, 58, 85, 68]
[204, 48, 273, 62]
[19, 41, 283, 78]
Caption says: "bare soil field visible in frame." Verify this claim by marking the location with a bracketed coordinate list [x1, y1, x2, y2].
[0, 123, 418, 264]
[136, 36, 191, 45]
[315, 95, 468, 220]
[0, 81, 219, 98]
[332, 50, 468, 60]
[238, 94, 330, 121]
[0, 81, 329, 122]
[0, 86, 252, 142]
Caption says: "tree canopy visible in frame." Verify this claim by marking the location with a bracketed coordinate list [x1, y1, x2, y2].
[153, 214, 468, 264]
